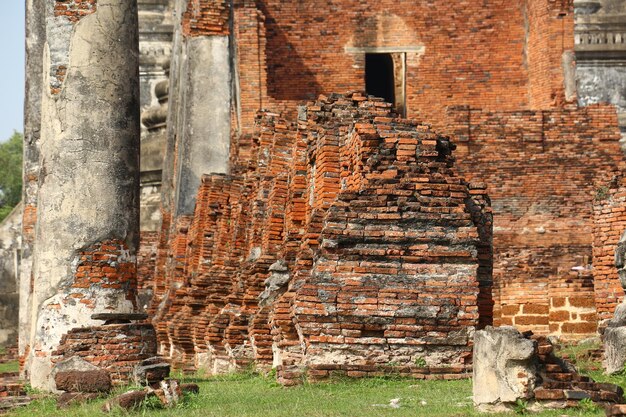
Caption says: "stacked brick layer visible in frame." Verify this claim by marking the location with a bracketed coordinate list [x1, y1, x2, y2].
[182, 0, 230, 37]
[51, 323, 157, 385]
[444, 105, 622, 338]
[593, 174, 626, 321]
[532, 336, 624, 405]
[54, 0, 97, 23]
[151, 93, 492, 382]
[67, 240, 138, 310]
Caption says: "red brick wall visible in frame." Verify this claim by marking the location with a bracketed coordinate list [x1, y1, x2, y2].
[137, 232, 159, 311]
[233, 0, 578, 133]
[51, 323, 157, 385]
[182, 0, 230, 37]
[234, 1, 268, 132]
[593, 174, 626, 321]
[526, 0, 574, 108]
[68, 240, 137, 310]
[444, 104, 622, 338]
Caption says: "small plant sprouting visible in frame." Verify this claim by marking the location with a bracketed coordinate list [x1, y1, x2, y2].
[414, 357, 427, 368]
[596, 185, 610, 201]
[513, 398, 529, 415]
[577, 397, 599, 413]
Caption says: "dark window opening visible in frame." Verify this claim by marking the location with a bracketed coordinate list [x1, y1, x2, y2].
[365, 53, 396, 106]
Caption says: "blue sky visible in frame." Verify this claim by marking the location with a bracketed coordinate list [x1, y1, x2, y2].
[0, 2, 25, 141]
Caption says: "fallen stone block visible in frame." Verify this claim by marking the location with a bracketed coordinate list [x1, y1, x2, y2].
[606, 404, 626, 416]
[102, 390, 150, 412]
[53, 356, 112, 393]
[154, 379, 181, 407]
[180, 383, 200, 395]
[133, 357, 170, 386]
[473, 326, 537, 405]
[605, 324, 626, 374]
[474, 327, 625, 413]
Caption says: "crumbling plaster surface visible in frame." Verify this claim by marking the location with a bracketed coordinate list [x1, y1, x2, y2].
[473, 326, 537, 406]
[28, 0, 140, 391]
[20, 0, 46, 365]
[577, 66, 626, 113]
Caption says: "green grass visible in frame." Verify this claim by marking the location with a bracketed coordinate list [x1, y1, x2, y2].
[7, 340, 625, 417]
[0, 360, 19, 374]
[5, 371, 608, 417]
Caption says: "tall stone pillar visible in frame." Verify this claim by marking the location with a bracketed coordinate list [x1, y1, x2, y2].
[20, 0, 46, 370]
[168, 0, 232, 216]
[27, 0, 141, 391]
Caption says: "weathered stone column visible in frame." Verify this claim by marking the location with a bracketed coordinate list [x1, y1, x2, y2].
[27, 0, 141, 391]
[169, 0, 232, 216]
[20, 0, 46, 373]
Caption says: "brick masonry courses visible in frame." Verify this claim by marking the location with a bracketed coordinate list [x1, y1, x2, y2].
[593, 173, 626, 322]
[227, 0, 623, 338]
[145, 0, 625, 347]
[33, 0, 622, 391]
[51, 323, 157, 386]
[151, 93, 492, 382]
[444, 105, 623, 338]
[233, 0, 576, 133]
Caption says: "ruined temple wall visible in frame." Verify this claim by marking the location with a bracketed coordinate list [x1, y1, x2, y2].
[445, 104, 622, 338]
[0, 206, 22, 347]
[231, 0, 577, 133]
[592, 174, 626, 322]
[137, 232, 159, 312]
[152, 93, 491, 381]
[526, 0, 577, 107]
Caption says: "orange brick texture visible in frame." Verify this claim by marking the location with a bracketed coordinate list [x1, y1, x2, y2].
[152, 93, 492, 382]
[526, 0, 575, 108]
[53, 0, 96, 23]
[531, 335, 623, 405]
[444, 105, 622, 338]
[182, 0, 230, 37]
[67, 240, 138, 309]
[593, 174, 626, 321]
[137, 232, 159, 310]
[233, 0, 575, 133]
[51, 323, 157, 385]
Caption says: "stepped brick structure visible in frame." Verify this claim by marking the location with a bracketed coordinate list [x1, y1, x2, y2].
[153, 93, 492, 381]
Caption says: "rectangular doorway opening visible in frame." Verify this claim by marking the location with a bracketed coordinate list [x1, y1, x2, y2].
[365, 53, 406, 117]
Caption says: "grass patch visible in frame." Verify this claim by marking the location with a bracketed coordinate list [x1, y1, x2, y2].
[8, 341, 625, 417]
[555, 339, 626, 386]
[0, 360, 19, 374]
[5, 371, 609, 417]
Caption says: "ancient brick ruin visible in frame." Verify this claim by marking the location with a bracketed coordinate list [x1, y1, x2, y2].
[9, 0, 626, 400]
[152, 93, 492, 382]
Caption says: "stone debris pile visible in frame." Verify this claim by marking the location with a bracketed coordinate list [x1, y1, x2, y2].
[474, 326, 624, 413]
